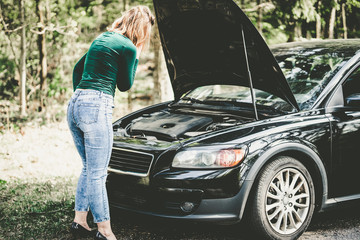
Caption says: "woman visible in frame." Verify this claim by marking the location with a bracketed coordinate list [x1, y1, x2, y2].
[67, 6, 155, 240]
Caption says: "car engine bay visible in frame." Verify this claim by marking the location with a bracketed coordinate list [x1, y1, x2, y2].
[114, 108, 254, 142]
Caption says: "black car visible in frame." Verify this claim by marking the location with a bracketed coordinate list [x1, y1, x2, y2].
[106, 0, 360, 239]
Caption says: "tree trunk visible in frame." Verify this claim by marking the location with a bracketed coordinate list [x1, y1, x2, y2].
[316, 0, 322, 39]
[257, 0, 263, 35]
[35, 0, 47, 111]
[295, 22, 302, 39]
[306, 30, 312, 39]
[123, 0, 127, 11]
[127, 90, 132, 112]
[287, 23, 295, 42]
[342, 3, 347, 39]
[328, 0, 337, 39]
[159, 51, 173, 102]
[316, 13, 321, 38]
[152, 22, 161, 104]
[19, 0, 27, 117]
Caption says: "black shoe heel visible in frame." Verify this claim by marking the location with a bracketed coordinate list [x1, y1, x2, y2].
[70, 222, 94, 239]
[94, 231, 108, 240]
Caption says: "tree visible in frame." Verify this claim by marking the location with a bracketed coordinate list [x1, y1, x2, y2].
[341, 0, 360, 38]
[19, 0, 27, 116]
[152, 23, 161, 104]
[272, 0, 302, 41]
[257, 0, 263, 34]
[315, 0, 322, 38]
[328, 0, 338, 39]
[341, 2, 347, 39]
[35, 0, 47, 110]
[1, 0, 360, 124]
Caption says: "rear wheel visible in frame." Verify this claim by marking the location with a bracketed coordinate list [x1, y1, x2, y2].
[249, 156, 315, 240]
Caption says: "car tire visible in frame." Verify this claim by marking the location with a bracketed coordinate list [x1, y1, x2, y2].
[249, 156, 315, 240]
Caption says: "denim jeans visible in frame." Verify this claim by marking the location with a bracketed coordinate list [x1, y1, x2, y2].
[67, 89, 114, 223]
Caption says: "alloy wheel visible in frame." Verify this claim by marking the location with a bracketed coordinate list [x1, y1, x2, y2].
[265, 168, 310, 235]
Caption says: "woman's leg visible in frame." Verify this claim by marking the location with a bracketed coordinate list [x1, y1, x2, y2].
[73, 211, 91, 231]
[97, 220, 115, 238]
[67, 96, 91, 230]
[96, 100, 116, 239]
[76, 95, 115, 239]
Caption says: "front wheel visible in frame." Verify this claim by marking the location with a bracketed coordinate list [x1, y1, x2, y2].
[249, 156, 315, 240]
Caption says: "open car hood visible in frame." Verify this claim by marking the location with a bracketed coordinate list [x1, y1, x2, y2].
[153, 0, 299, 111]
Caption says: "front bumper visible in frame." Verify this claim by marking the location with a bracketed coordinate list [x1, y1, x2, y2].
[106, 167, 252, 223]
[109, 195, 241, 223]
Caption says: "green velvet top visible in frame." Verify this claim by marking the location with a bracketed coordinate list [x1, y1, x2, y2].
[72, 31, 138, 96]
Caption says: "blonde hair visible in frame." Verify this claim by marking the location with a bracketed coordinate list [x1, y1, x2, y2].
[107, 6, 155, 47]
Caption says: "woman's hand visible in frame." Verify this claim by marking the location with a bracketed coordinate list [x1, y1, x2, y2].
[136, 43, 144, 59]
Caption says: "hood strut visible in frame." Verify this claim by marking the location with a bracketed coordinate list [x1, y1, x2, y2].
[241, 25, 259, 120]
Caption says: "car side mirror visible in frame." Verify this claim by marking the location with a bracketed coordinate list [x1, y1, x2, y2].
[346, 93, 360, 107]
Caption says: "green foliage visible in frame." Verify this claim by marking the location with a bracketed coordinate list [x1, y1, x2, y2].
[347, 0, 360, 8]
[0, 52, 17, 99]
[47, 67, 69, 98]
[1, 0, 360, 122]
[0, 178, 77, 239]
[293, 0, 317, 22]
[262, 22, 288, 45]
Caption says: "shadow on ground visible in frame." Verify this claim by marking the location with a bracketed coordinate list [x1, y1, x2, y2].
[109, 204, 360, 240]
[301, 203, 360, 239]
[110, 210, 251, 240]
[61, 204, 360, 240]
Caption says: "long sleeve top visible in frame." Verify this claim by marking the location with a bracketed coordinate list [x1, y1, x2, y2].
[72, 31, 138, 96]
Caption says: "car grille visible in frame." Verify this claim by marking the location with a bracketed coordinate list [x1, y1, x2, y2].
[108, 147, 154, 177]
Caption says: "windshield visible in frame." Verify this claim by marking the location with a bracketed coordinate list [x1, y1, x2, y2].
[179, 42, 357, 112]
[179, 85, 293, 113]
[273, 45, 352, 110]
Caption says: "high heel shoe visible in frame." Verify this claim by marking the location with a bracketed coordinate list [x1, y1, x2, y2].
[70, 222, 94, 238]
[94, 231, 108, 240]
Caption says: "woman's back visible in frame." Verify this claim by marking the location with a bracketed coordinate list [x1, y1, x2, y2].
[75, 31, 138, 96]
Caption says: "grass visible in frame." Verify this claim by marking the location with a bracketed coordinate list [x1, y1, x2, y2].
[0, 177, 82, 240]
[0, 177, 242, 240]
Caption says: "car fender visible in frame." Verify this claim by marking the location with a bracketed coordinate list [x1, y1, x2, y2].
[237, 142, 328, 220]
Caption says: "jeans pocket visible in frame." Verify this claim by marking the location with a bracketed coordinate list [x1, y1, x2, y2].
[77, 103, 100, 124]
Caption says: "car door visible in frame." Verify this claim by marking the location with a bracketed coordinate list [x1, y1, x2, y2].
[328, 65, 360, 197]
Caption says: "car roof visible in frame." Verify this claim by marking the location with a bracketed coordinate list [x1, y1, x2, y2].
[270, 39, 360, 57]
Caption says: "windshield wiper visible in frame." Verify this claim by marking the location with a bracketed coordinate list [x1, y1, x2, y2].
[207, 99, 286, 114]
[180, 97, 205, 104]
[180, 97, 237, 107]
[255, 104, 286, 114]
[173, 97, 286, 115]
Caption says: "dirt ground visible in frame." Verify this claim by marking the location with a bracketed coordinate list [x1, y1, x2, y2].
[0, 120, 82, 182]
[2, 121, 360, 240]
[0, 100, 138, 182]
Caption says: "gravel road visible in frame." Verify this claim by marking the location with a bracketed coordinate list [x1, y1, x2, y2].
[106, 205, 360, 240]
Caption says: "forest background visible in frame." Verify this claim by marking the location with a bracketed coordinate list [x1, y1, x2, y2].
[1, 0, 360, 239]
[1, 0, 360, 128]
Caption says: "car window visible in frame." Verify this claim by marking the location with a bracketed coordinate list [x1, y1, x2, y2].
[275, 52, 347, 110]
[343, 66, 360, 101]
[272, 43, 358, 111]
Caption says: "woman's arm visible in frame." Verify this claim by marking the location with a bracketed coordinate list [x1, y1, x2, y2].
[116, 46, 138, 92]
[72, 53, 87, 91]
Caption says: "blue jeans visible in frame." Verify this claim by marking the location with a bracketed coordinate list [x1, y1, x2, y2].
[67, 89, 114, 223]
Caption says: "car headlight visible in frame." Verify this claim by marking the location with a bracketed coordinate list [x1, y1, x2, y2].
[172, 146, 247, 169]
